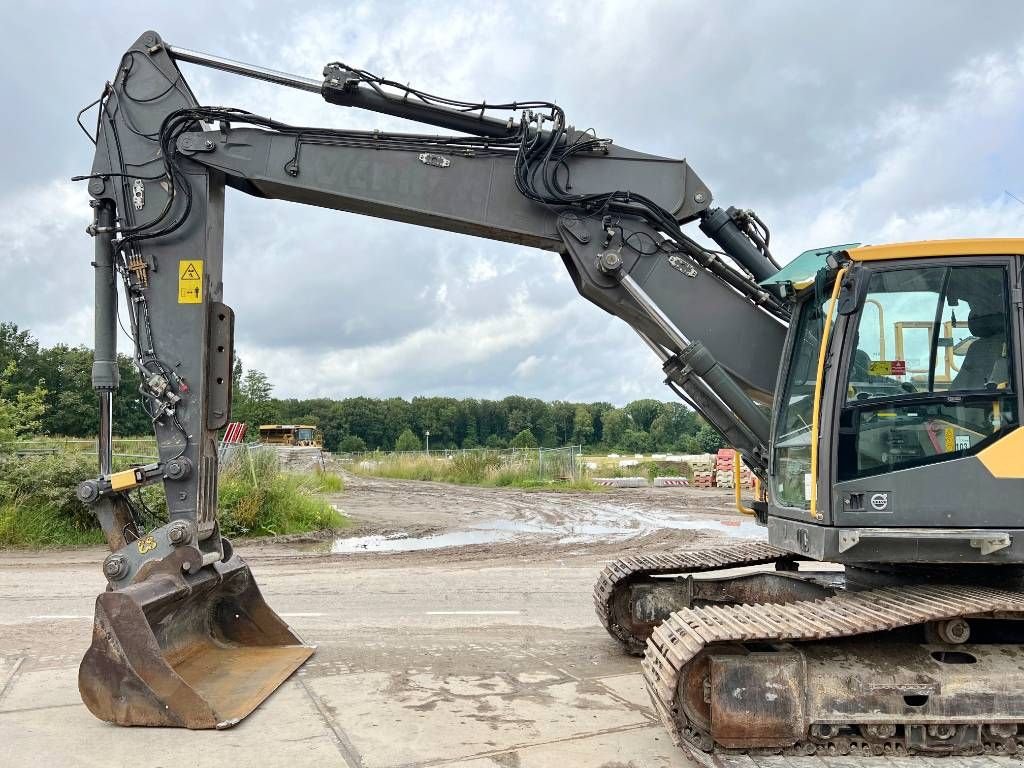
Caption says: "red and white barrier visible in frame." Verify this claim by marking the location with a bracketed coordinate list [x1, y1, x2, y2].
[592, 476, 648, 488]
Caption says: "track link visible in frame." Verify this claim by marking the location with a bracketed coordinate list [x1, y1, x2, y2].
[594, 542, 794, 653]
[643, 583, 1024, 760]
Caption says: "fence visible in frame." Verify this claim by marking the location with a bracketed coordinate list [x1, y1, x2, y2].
[342, 445, 584, 483]
[1, 438, 328, 474]
[0, 437, 159, 463]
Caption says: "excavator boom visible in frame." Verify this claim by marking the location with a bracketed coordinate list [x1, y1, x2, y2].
[77, 30, 786, 730]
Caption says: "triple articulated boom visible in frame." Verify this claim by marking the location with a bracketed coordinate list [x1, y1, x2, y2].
[80, 31, 1024, 760]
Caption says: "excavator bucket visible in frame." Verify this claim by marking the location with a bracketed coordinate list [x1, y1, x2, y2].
[78, 553, 313, 729]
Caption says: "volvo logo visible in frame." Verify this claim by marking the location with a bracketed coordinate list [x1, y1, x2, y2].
[869, 493, 889, 511]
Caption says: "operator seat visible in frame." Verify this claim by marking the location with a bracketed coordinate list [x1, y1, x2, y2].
[951, 311, 1007, 390]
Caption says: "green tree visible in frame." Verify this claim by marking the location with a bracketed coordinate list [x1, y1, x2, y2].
[507, 408, 531, 436]
[231, 354, 243, 396]
[695, 424, 724, 453]
[394, 427, 422, 452]
[462, 418, 479, 448]
[234, 369, 276, 433]
[0, 322, 39, 387]
[601, 408, 627, 447]
[621, 428, 652, 454]
[381, 397, 413, 449]
[675, 435, 700, 453]
[624, 399, 662, 432]
[0, 363, 46, 442]
[509, 428, 538, 449]
[484, 434, 507, 448]
[339, 434, 367, 453]
[35, 344, 93, 436]
[571, 405, 594, 445]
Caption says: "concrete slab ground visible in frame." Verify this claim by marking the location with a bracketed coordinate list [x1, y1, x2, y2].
[0, 475, 1018, 767]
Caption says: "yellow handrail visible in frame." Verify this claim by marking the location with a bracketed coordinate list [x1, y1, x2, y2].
[733, 450, 755, 516]
[810, 267, 848, 516]
[864, 298, 886, 359]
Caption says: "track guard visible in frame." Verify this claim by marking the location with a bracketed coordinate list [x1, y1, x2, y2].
[79, 553, 313, 729]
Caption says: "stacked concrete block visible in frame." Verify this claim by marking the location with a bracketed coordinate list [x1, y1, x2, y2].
[715, 448, 754, 488]
[692, 470, 716, 488]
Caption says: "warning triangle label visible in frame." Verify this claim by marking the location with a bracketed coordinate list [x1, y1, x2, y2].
[181, 264, 201, 280]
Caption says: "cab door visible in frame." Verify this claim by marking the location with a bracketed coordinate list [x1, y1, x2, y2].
[829, 258, 1022, 527]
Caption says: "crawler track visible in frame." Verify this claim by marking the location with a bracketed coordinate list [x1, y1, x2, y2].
[594, 542, 795, 653]
[643, 584, 1024, 760]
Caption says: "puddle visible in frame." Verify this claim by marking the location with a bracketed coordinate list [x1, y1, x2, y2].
[331, 529, 515, 553]
[327, 507, 763, 554]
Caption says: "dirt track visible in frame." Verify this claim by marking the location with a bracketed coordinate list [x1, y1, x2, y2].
[0, 475, 1001, 767]
[270, 472, 759, 563]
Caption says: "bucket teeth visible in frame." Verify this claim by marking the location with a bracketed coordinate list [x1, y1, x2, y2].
[78, 554, 313, 729]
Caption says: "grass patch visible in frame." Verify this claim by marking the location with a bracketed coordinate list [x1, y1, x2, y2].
[193, 449, 345, 539]
[310, 467, 345, 493]
[352, 452, 599, 491]
[0, 452, 107, 547]
[0, 447, 346, 548]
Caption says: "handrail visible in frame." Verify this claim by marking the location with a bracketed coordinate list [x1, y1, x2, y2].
[810, 268, 848, 517]
[733, 450, 755, 516]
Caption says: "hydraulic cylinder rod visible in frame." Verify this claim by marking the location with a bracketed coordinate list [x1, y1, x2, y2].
[618, 270, 771, 448]
[168, 44, 322, 93]
[90, 200, 118, 474]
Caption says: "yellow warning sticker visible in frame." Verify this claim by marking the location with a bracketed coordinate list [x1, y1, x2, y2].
[945, 427, 955, 453]
[178, 260, 203, 304]
[868, 360, 907, 376]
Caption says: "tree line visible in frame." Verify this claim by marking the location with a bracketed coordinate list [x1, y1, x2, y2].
[1, 323, 723, 454]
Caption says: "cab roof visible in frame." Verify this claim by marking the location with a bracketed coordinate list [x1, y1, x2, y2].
[847, 238, 1024, 261]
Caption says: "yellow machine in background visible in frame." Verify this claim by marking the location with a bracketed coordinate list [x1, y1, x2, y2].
[258, 424, 322, 447]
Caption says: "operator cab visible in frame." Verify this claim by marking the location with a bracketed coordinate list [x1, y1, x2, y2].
[764, 240, 1023, 563]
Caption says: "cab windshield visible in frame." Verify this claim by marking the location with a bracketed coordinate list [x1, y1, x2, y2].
[837, 264, 1017, 480]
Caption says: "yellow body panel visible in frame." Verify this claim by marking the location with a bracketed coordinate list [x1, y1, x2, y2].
[848, 238, 1024, 262]
[977, 427, 1024, 479]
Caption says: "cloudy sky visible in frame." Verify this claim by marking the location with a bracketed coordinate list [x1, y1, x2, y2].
[4, 2, 1024, 404]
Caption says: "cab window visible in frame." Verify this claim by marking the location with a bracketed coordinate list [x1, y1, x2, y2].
[773, 293, 828, 509]
[838, 264, 1016, 481]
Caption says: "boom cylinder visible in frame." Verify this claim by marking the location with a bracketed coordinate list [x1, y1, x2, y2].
[617, 271, 771, 448]
[700, 207, 777, 283]
[676, 340, 771, 446]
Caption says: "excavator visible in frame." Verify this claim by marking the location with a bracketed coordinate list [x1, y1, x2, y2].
[75, 30, 1024, 759]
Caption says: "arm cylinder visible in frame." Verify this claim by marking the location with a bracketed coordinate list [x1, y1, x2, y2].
[90, 200, 119, 473]
[168, 45, 322, 93]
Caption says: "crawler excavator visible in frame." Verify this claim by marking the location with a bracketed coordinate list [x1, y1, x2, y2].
[75, 31, 1024, 759]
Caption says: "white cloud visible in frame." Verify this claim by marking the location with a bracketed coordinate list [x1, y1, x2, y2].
[513, 355, 542, 379]
[3, 2, 1024, 406]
